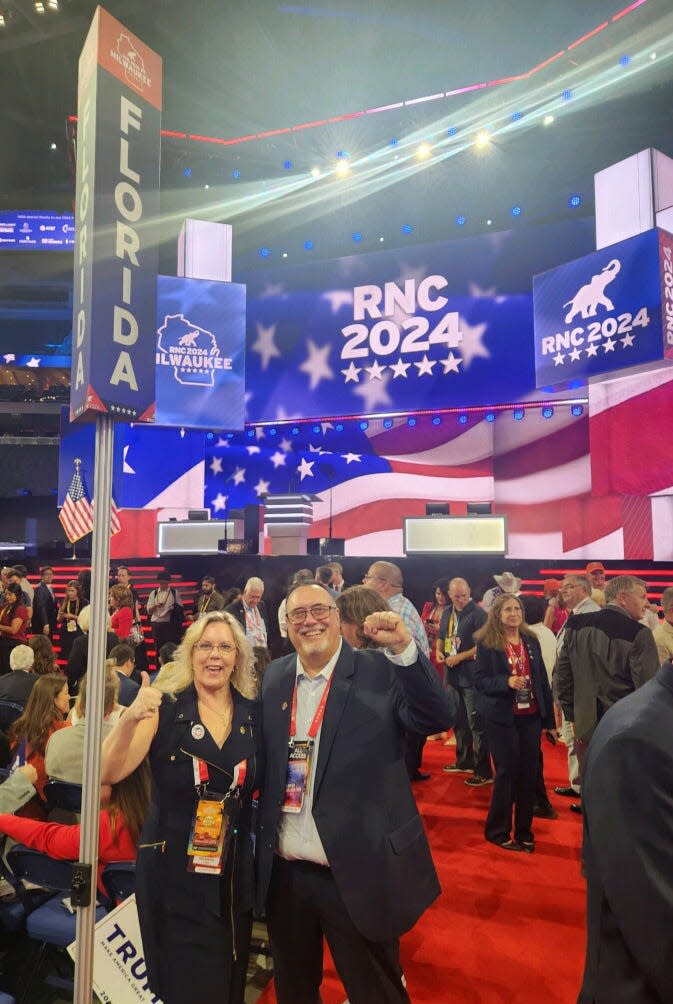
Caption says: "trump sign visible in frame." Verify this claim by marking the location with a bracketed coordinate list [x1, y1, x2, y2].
[533, 228, 673, 389]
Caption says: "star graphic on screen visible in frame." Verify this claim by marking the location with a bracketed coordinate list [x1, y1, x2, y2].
[300, 338, 334, 391]
[389, 358, 411, 379]
[211, 492, 228, 513]
[365, 360, 387, 381]
[553, 352, 565, 366]
[251, 323, 281, 370]
[297, 457, 315, 480]
[26, 357, 41, 368]
[342, 453, 362, 464]
[270, 450, 287, 469]
[585, 342, 599, 357]
[603, 337, 616, 352]
[246, 445, 261, 455]
[308, 443, 328, 454]
[232, 467, 246, 485]
[441, 352, 462, 374]
[260, 282, 285, 298]
[321, 422, 335, 435]
[279, 437, 293, 453]
[414, 354, 436, 377]
[254, 478, 271, 497]
[209, 457, 224, 475]
[255, 426, 266, 440]
[352, 373, 392, 411]
[322, 290, 353, 314]
[458, 317, 489, 368]
[3, 354, 15, 363]
[342, 361, 361, 383]
[468, 280, 507, 305]
[215, 437, 230, 447]
[621, 332, 635, 348]
[569, 347, 582, 362]
[122, 445, 136, 474]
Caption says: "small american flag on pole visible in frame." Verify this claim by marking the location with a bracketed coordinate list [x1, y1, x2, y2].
[59, 459, 94, 544]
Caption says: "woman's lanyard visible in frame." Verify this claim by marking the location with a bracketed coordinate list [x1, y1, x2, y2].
[192, 756, 247, 798]
[289, 672, 334, 747]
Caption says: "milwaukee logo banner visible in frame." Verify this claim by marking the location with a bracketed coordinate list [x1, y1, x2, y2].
[70, 6, 162, 423]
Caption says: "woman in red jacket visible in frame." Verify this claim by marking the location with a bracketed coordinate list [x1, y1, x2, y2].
[8, 673, 70, 815]
[0, 760, 150, 895]
[108, 584, 134, 641]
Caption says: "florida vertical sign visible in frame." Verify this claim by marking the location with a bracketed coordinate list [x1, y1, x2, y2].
[71, 6, 162, 422]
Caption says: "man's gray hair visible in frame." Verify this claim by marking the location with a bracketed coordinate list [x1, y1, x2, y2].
[370, 561, 403, 588]
[604, 575, 648, 604]
[245, 576, 264, 593]
[563, 574, 592, 595]
[661, 586, 673, 611]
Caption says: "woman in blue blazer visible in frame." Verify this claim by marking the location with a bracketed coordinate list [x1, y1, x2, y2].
[474, 593, 556, 852]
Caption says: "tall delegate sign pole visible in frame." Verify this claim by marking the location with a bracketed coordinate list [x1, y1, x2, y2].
[70, 8, 161, 1002]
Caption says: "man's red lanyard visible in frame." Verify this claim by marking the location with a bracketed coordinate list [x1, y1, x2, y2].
[289, 673, 333, 743]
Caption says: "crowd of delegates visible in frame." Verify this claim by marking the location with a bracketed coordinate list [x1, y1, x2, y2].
[0, 557, 671, 1002]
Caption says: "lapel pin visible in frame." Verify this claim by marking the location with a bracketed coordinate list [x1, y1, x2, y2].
[191, 724, 205, 740]
[281, 701, 288, 710]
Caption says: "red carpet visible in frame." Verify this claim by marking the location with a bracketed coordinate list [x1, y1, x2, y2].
[257, 741, 586, 1003]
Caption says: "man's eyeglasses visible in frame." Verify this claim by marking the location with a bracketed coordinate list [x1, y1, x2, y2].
[286, 604, 336, 625]
[362, 574, 385, 583]
[195, 642, 236, 655]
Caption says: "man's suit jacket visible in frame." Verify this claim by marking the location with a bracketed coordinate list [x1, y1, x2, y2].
[32, 583, 57, 635]
[257, 643, 455, 942]
[0, 671, 36, 706]
[579, 661, 673, 1004]
[225, 598, 270, 641]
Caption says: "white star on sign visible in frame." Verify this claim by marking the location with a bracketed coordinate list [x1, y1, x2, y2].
[365, 360, 387, 381]
[553, 352, 565, 366]
[308, 443, 327, 454]
[353, 373, 392, 411]
[297, 457, 315, 480]
[342, 361, 361, 383]
[342, 453, 362, 464]
[300, 338, 334, 391]
[212, 492, 228, 513]
[255, 426, 265, 440]
[321, 422, 335, 435]
[210, 456, 224, 475]
[621, 332, 635, 348]
[389, 358, 411, 379]
[458, 317, 489, 368]
[603, 337, 616, 352]
[323, 290, 353, 314]
[279, 437, 293, 453]
[3, 354, 15, 363]
[569, 347, 582, 362]
[26, 357, 41, 368]
[414, 354, 436, 376]
[232, 467, 246, 485]
[216, 437, 230, 447]
[270, 450, 287, 469]
[246, 445, 261, 455]
[251, 323, 281, 370]
[585, 342, 599, 357]
[254, 478, 271, 497]
[441, 352, 462, 374]
[122, 445, 136, 474]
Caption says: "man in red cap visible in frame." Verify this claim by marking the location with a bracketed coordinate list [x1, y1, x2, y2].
[585, 562, 607, 608]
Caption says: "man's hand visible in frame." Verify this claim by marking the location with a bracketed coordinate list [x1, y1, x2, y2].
[362, 611, 412, 654]
[127, 671, 163, 722]
[43, 625, 50, 636]
[444, 654, 462, 669]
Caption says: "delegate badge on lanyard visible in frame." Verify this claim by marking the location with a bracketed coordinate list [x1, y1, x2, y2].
[187, 757, 247, 875]
[282, 673, 333, 814]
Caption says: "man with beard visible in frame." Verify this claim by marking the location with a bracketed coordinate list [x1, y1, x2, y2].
[192, 575, 226, 619]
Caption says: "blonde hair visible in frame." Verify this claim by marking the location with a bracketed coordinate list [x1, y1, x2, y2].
[166, 611, 257, 700]
[473, 593, 535, 651]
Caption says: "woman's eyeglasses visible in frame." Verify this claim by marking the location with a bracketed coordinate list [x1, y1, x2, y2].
[195, 642, 236, 655]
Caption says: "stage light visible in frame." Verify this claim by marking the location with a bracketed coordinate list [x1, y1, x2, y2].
[619, 55, 630, 67]
[484, 412, 496, 423]
[543, 114, 554, 126]
[335, 422, 344, 432]
[486, 219, 492, 226]
[541, 406, 554, 419]
[432, 416, 441, 426]
[458, 414, 469, 425]
[335, 160, 351, 178]
[269, 428, 277, 436]
[232, 169, 241, 179]
[352, 232, 362, 243]
[650, 52, 657, 60]
[475, 130, 490, 148]
[227, 433, 235, 439]
[258, 247, 271, 258]
[513, 408, 525, 421]
[183, 167, 192, 178]
[283, 160, 293, 170]
[336, 150, 349, 159]
[50, 142, 57, 151]
[383, 418, 394, 429]
[205, 431, 214, 441]
[562, 89, 572, 101]
[407, 417, 417, 427]
[569, 194, 582, 208]
[359, 420, 369, 431]
[246, 428, 255, 438]
[390, 138, 399, 147]
[34, 1, 45, 12]
[304, 240, 314, 250]
[47, 0, 58, 8]
[401, 224, 413, 235]
[282, 252, 288, 258]
[416, 143, 432, 160]
[511, 111, 522, 122]
[571, 404, 584, 417]
[291, 427, 300, 436]
[447, 126, 458, 137]
[379, 236, 385, 243]
[204, 184, 210, 190]
[310, 167, 322, 179]
[312, 424, 321, 435]
[511, 206, 522, 217]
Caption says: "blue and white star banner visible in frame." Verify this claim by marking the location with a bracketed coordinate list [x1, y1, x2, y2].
[533, 228, 673, 389]
[242, 219, 594, 424]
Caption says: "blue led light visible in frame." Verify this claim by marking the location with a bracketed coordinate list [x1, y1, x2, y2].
[304, 240, 314, 250]
[390, 138, 399, 147]
[336, 150, 349, 159]
[401, 224, 413, 235]
[619, 54, 630, 67]
[351, 232, 362, 242]
[571, 404, 584, 417]
[312, 424, 321, 434]
[283, 160, 293, 170]
[383, 418, 394, 429]
[562, 89, 573, 101]
[485, 412, 496, 423]
[541, 406, 554, 419]
[258, 247, 271, 258]
[291, 427, 300, 436]
[269, 428, 277, 437]
[513, 408, 525, 421]
[407, 417, 417, 427]
[246, 428, 255, 438]
[359, 420, 369, 431]
[511, 206, 522, 217]
[232, 169, 241, 180]
[431, 416, 441, 426]
[447, 126, 458, 136]
[458, 414, 469, 425]
[183, 167, 192, 178]
[569, 194, 582, 208]
[205, 431, 214, 441]
[456, 215, 466, 226]
[335, 423, 344, 432]
[511, 111, 522, 122]
[227, 433, 234, 439]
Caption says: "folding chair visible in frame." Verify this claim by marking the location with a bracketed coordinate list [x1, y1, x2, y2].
[43, 779, 82, 815]
[101, 860, 135, 907]
[0, 703, 23, 732]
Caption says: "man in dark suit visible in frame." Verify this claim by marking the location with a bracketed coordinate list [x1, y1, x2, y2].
[32, 566, 57, 637]
[0, 644, 36, 705]
[257, 582, 454, 1004]
[225, 576, 270, 651]
[108, 643, 140, 707]
[579, 660, 673, 1003]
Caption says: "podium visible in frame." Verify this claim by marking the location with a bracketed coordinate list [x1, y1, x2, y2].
[264, 494, 316, 555]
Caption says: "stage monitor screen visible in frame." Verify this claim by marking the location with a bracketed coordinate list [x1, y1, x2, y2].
[0, 211, 75, 251]
[403, 515, 507, 556]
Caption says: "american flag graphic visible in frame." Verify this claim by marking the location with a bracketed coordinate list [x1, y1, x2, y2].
[59, 463, 122, 543]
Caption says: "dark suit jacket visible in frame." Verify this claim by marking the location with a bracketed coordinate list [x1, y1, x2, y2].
[225, 598, 270, 641]
[474, 635, 555, 728]
[66, 631, 119, 690]
[579, 661, 673, 1004]
[0, 671, 37, 706]
[256, 642, 455, 941]
[116, 671, 140, 708]
[32, 583, 57, 635]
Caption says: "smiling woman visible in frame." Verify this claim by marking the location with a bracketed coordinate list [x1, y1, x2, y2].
[101, 611, 261, 1004]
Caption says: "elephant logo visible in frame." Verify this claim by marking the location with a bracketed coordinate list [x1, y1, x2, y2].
[563, 258, 621, 324]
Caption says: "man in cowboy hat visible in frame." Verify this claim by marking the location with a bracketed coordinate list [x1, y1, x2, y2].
[481, 571, 522, 612]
